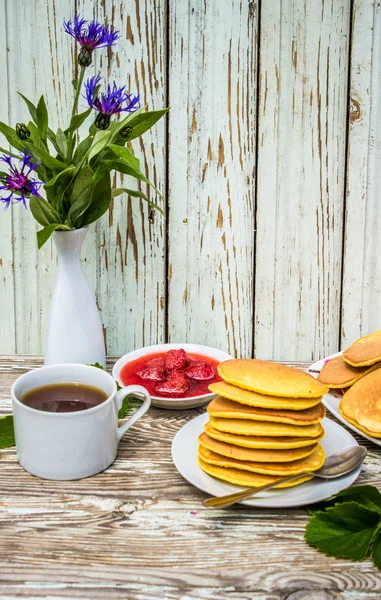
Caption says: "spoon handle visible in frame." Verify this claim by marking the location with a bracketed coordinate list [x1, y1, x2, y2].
[203, 472, 315, 509]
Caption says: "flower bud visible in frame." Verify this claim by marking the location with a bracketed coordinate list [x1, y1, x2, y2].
[95, 113, 111, 130]
[120, 125, 133, 138]
[16, 123, 31, 141]
[78, 47, 93, 67]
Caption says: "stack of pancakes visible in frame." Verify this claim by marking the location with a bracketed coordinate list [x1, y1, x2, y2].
[198, 359, 328, 489]
[317, 329, 381, 438]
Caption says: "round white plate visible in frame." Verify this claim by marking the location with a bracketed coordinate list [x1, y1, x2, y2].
[172, 413, 361, 508]
[308, 352, 381, 448]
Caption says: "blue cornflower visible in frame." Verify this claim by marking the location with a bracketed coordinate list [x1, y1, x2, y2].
[0, 150, 43, 210]
[84, 75, 140, 129]
[63, 15, 120, 66]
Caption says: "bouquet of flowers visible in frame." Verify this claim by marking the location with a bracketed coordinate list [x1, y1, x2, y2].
[0, 15, 168, 248]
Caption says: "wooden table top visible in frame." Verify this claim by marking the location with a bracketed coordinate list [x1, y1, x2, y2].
[0, 355, 380, 600]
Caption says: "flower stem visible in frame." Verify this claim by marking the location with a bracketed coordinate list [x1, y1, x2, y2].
[67, 66, 86, 163]
[0, 147, 19, 158]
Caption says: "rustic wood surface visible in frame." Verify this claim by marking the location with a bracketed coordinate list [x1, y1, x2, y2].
[1, 0, 380, 360]
[0, 355, 380, 600]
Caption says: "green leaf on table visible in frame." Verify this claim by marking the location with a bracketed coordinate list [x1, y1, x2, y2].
[310, 485, 381, 515]
[112, 108, 169, 141]
[0, 121, 25, 152]
[0, 415, 15, 448]
[88, 130, 112, 163]
[68, 166, 94, 224]
[36, 223, 72, 249]
[29, 196, 62, 226]
[305, 501, 381, 561]
[36, 95, 48, 141]
[111, 187, 164, 215]
[371, 526, 381, 570]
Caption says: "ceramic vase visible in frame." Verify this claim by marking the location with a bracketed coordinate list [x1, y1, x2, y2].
[44, 228, 106, 368]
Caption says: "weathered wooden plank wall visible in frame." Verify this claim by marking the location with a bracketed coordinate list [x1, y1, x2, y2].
[0, 0, 380, 361]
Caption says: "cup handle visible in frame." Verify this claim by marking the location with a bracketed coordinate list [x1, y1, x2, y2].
[115, 385, 151, 441]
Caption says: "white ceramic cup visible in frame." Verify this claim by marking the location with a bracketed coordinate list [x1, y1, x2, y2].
[11, 364, 151, 480]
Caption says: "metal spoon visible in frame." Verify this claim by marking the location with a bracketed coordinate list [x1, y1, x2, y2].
[203, 445, 367, 509]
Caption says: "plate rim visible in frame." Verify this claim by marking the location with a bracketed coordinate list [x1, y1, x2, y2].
[172, 412, 361, 508]
[308, 352, 381, 447]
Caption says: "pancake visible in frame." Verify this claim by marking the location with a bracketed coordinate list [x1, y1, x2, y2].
[317, 355, 376, 388]
[199, 431, 319, 463]
[198, 457, 313, 488]
[209, 415, 323, 438]
[343, 330, 381, 367]
[207, 396, 325, 425]
[339, 368, 381, 438]
[205, 421, 325, 449]
[217, 359, 328, 398]
[198, 444, 325, 475]
[209, 381, 322, 410]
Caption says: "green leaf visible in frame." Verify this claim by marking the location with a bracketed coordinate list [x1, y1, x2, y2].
[108, 107, 145, 139]
[0, 121, 25, 152]
[103, 159, 164, 201]
[68, 167, 94, 224]
[29, 196, 62, 226]
[305, 501, 381, 561]
[88, 130, 112, 163]
[118, 397, 130, 419]
[25, 141, 67, 173]
[107, 144, 140, 171]
[66, 107, 92, 134]
[44, 166, 76, 189]
[36, 223, 71, 249]
[81, 171, 111, 227]
[36, 95, 48, 141]
[111, 187, 164, 216]
[371, 526, 381, 570]
[17, 92, 38, 123]
[73, 136, 93, 165]
[72, 79, 78, 91]
[310, 485, 381, 515]
[0, 415, 15, 448]
[112, 108, 169, 142]
[56, 128, 68, 158]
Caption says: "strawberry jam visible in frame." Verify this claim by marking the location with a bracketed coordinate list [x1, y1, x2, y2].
[119, 351, 222, 398]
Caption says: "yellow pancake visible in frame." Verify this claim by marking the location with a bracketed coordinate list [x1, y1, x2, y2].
[199, 432, 318, 462]
[317, 355, 378, 388]
[209, 415, 323, 438]
[198, 457, 313, 488]
[217, 359, 328, 398]
[198, 444, 325, 476]
[205, 421, 325, 449]
[207, 396, 325, 425]
[209, 381, 322, 410]
[339, 368, 381, 437]
[343, 330, 381, 367]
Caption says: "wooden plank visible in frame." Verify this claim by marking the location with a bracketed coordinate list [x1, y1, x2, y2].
[0, 0, 16, 354]
[341, 0, 381, 347]
[254, 0, 350, 361]
[3, 0, 76, 354]
[88, 0, 167, 355]
[0, 356, 380, 598]
[167, 0, 258, 358]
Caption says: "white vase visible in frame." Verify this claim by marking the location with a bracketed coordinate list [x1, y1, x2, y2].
[44, 228, 106, 368]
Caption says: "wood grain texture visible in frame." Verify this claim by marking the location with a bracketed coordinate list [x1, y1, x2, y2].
[0, 356, 380, 599]
[254, 0, 350, 362]
[88, 0, 167, 355]
[341, 0, 381, 348]
[167, 0, 258, 358]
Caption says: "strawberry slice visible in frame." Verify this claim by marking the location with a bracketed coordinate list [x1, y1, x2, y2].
[184, 360, 215, 381]
[155, 370, 190, 395]
[164, 349, 188, 372]
[137, 357, 166, 382]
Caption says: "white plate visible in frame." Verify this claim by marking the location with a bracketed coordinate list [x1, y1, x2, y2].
[172, 413, 361, 508]
[113, 343, 232, 409]
[308, 352, 381, 448]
